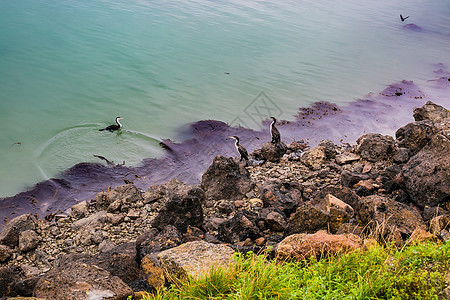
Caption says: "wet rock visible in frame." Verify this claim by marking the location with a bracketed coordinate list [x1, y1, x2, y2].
[318, 139, 337, 159]
[70, 200, 89, 219]
[201, 156, 254, 201]
[151, 186, 204, 233]
[341, 170, 370, 188]
[136, 225, 182, 261]
[357, 195, 425, 240]
[413, 101, 450, 122]
[0, 214, 36, 247]
[395, 121, 436, 156]
[95, 183, 143, 212]
[260, 179, 303, 217]
[18, 230, 40, 253]
[218, 210, 262, 244]
[277, 231, 362, 260]
[0, 245, 12, 262]
[252, 142, 288, 162]
[400, 132, 450, 208]
[335, 152, 361, 165]
[71, 210, 108, 232]
[34, 262, 132, 300]
[356, 133, 395, 162]
[157, 241, 234, 283]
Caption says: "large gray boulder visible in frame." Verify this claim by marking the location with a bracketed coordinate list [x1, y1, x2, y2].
[201, 156, 254, 201]
[0, 214, 36, 247]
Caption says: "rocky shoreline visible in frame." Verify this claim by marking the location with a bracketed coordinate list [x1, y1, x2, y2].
[0, 101, 449, 299]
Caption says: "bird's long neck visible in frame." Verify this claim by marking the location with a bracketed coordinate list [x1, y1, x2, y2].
[116, 118, 122, 127]
[270, 120, 275, 134]
[234, 139, 239, 149]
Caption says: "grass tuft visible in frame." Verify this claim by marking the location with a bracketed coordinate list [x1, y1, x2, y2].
[142, 241, 449, 300]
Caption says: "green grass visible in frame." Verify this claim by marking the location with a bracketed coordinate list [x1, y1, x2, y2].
[142, 241, 449, 300]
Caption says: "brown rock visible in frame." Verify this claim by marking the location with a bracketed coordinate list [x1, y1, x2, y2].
[335, 152, 360, 165]
[18, 230, 40, 253]
[0, 214, 36, 247]
[95, 183, 143, 212]
[141, 256, 165, 290]
[357, 195, 426, 240]
[395, 121, 436, 156]
[408, 228, 437, 244]
[255, 237, 266, 246]
[429, 215, 450, 236]
[35, 262, 132, 300]
[301, 146, 327, 170]
[0, 245, 12, 263]
[70, 200, 89, 219]
[401, 132, 450, 208]
[201, 156, 254, 201]
[356, 133, 395, 162]
[157, 241, 234, 283]
[413, 101, 450, 122]
[251, 142, 288, 162]
[277, 230, 362, 260]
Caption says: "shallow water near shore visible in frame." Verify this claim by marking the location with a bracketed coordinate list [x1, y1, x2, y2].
[0, 0, 450, 199]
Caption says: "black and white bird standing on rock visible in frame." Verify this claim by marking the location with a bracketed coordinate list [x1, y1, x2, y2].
[400, 14, 410, 22]
[269, 116, 281, 144]
[99, 117, 124, 132]
[229, 136, 249, 161]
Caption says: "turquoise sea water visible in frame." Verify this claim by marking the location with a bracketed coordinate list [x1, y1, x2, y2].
[0, 0, 449, 198]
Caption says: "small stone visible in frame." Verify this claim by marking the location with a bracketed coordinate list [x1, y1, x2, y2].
[255, 237, 265, 246]
[335, 152, 361, 165]
[248, 198, 262, 206]
[234, 200, 244, 208]
[0, 245, 12, 262]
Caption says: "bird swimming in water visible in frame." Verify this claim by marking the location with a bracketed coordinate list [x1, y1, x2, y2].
[99, 117, 124, 132]
[229, 136, 249, 161]
[400, 14, 410, 22]
[269, 116, 281, 144]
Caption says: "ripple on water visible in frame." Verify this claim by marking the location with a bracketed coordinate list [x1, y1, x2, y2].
[35, 124, 164, 180]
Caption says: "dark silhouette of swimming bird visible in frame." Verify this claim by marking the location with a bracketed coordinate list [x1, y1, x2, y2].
[400, 14, 410, 22]
[229, 136, 249, 161]
[270, 116, 281, 143]
[99, 117, 123, 132]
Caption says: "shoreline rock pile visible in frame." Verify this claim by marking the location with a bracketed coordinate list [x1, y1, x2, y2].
[0, 101, 449, 299]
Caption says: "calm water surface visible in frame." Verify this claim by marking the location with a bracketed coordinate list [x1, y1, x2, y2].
[0, 0, 449, 197]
